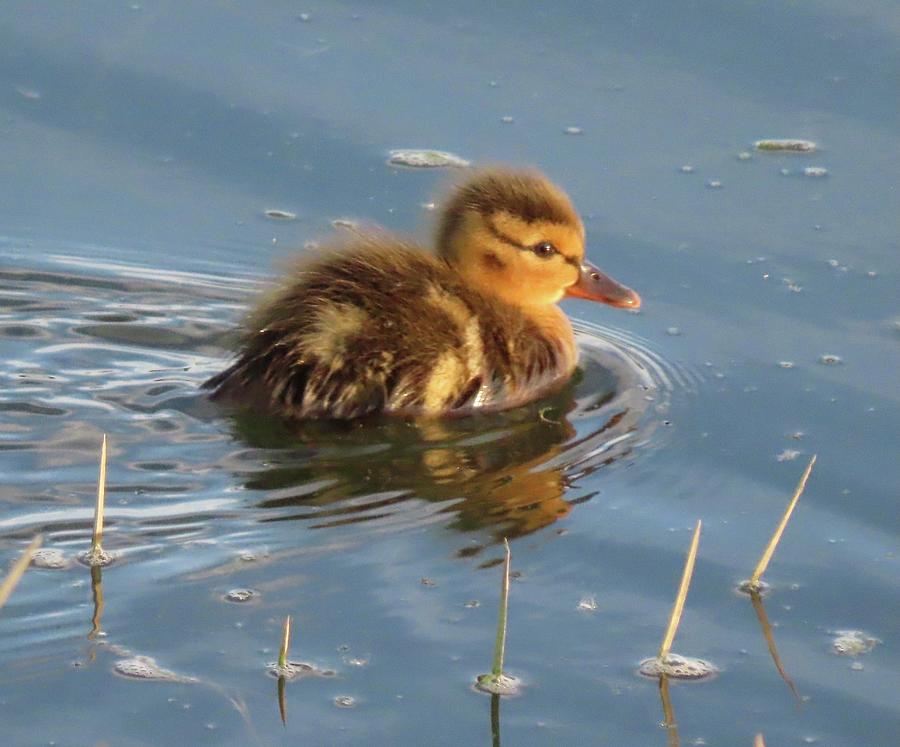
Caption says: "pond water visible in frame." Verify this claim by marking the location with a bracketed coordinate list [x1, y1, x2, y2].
[1, 2, 898, 745]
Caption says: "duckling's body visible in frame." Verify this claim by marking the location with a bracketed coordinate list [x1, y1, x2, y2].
[204, 168, 639, 419]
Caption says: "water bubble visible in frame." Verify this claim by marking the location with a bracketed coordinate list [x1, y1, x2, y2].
[666, 327, 682, 336]
[818, 354, 843, 365]
[564, 126, 583, 135]
[803, 167, 828, 178]
[706, 180, 722, 189]
[500, 116, 514, 124]
[737, 151, 752, 161]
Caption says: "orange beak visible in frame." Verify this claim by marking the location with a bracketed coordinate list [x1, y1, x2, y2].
[565, 260, 641, 309]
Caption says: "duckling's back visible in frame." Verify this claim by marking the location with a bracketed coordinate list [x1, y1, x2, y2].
[204, 236, 569, 419]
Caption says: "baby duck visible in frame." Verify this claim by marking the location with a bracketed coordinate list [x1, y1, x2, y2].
[204, 168, 640, 419]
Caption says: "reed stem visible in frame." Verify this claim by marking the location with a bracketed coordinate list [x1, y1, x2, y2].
[490, 539, 511, 676]
[658, 520, 702, 660]
[91, 434, 108, 554]
[278, 615, 292, 670]
[0, 535, 43, 610]
[749, 455, 816, 588]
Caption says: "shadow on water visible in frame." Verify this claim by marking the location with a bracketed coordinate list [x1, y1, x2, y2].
[218, 322, 670, 544]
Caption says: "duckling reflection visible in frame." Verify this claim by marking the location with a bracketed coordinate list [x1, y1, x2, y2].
[225, 347, 654, 542]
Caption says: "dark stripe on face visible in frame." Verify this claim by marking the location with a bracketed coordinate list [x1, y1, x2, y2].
[485, 218, 580, 266]
[485, 218, 525, 249]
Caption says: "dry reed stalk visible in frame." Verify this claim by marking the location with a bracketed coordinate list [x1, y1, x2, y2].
[0, 535, 43, 610]
[659, 520, 702, 659]
[749, 455, 816, 589]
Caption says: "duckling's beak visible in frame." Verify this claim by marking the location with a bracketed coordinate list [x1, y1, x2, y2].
[566, 260, 641, 309]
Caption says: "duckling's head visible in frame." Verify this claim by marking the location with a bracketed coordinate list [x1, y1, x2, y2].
[436, 168, 640, 310]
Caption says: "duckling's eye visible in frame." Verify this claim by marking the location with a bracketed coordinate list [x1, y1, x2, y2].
[533, 241, 557, 258]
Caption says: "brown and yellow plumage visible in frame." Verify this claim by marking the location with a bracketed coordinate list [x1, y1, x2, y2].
[204, 168, 640, 419]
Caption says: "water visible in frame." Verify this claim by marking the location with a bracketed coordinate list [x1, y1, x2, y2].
[1, 2, 898, 745]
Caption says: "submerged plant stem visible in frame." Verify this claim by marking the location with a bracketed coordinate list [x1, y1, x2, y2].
[659, 520, 702, 660]
[0, 535, 43, 610]
[750, 455, 816, 588]
[278, 615, 292, 670]
[91, 434, 108, 554]
[491, 539, 511, 676]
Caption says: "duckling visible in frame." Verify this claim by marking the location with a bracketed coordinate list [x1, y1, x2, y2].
[203, 168, 640, 419]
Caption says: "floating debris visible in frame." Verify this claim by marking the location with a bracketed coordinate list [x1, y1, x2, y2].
[706, 180, 722, 189]
[679, 165, 695, 173]
[15, 87, 42, 100]
[831, 630, 880, 656]
[778, 361, 795, 369]
[577, 595, 599, 612]
[737, 579, 771, 595]
[500, 116, 514, 124]
[464, 599, 480, 609]
[818, 354, 843, 366]
[333, 695, 356, 708]
[420, 577, 436, 587]
[564, 126, 583, 135]
[637, 653, 718, 680]
[267, 660, 335, 680]
[737, 151, 752, 161]
[78, 547, 114, 567]
[224, 588, 257, 603]
[754, 139, 817, 153]
[264, 209, 297, 220]
[803, 167, 828, 178]
[420, 201, 436, 211]
[474, 672, 522, 696]
[776, 449, 800, 462]
[388, 149, 470, 168]
[114, 655, 197, 683]
[331, 218, 358, 229]
[30, 548, 68, 570]
[666, 327, 682, 336]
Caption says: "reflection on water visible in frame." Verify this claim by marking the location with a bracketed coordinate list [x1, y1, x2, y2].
[223, 328, 666, 542]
